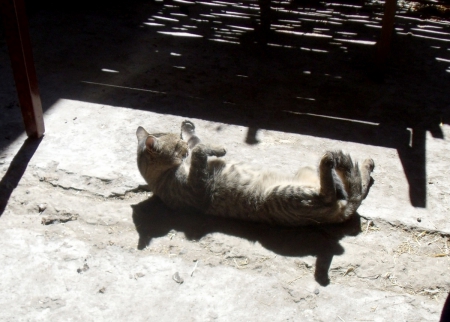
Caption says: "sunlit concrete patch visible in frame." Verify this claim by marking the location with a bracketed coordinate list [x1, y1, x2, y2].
[81, 81, 166, 94]
[267, 43, 295, 49]
[325, 2, 362, 8]
[411, 28, 450, 36]
[18, 99, 149, 196]
[143, 22, 165, 27]
[284, 111, 380, 126]
[152, 15, 179, 22]
[211, 13, 251, 19]
[365, 24, 382, 29]
[436, 57, 450, 63]
[3, 97, 450, 232]
[276, 30, 333, 38]
[411, 33, 450, 42]
[173, 0, 195, 4]
[300, 47, 329, 53]
[170, 13, 188, 18]
[209, 38, 240, 45]
[296, 97, 316, 101]
[334, 38, 376, 45]
[101, 69, 119, 73]
[157, 31, 203, 37]
[196, 1, 227, 7]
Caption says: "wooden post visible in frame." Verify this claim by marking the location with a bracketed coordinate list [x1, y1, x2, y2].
[1, 0, 45, 138]
[376, 0, 397, 75]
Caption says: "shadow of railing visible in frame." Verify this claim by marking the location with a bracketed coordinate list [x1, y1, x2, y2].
[0, 136, 42, 217]
[1, 0, 449, 208]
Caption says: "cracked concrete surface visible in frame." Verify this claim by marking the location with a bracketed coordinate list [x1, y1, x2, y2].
[1, 0, 450, 321]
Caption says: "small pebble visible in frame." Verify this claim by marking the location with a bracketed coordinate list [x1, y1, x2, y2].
[208, 312, 218, 319]
[172, 272, 184, 284]
[77, 263, 89, 273]
[314, 288, 320, 295]
[417, 218, 422, 222]
[38, 204, 47, 213]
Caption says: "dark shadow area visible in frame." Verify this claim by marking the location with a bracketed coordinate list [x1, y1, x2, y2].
[0, 136, 42, 217]
[132, 195, 362, 286]
[440, 291, 450, 322]
[1, 0, 449, 209]
[245, 127, 260, 145]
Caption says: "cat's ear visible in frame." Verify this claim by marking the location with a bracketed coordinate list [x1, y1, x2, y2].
[145, 136, 158, 151]
[136, 126, 149, 142]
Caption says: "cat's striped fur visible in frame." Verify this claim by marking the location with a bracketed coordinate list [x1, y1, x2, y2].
[136, 120, 374, 226]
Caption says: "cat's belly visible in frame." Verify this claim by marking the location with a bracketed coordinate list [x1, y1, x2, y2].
[206, 186, 259, 217]
[205, 179, 343, 226]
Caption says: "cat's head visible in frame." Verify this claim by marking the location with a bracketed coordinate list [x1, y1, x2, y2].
[136, 126, 189, 174]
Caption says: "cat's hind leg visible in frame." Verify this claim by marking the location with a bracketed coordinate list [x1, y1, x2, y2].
[360, 158, 375, 200]
[181, 120, 201, 149]
[318, 152, 337, 204]
[330, 151, 374, 218]
[329, 151, 357, 200]
[331, 151, 374, 200]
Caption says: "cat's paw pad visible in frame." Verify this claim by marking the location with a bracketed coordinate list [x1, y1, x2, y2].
[363, 158, 375, 172]
[181, 121, 197, 141]
[181, 120, 196, 133]
[320, 152, 336, 169]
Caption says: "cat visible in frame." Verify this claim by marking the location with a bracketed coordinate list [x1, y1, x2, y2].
[136, 120, 374, 226]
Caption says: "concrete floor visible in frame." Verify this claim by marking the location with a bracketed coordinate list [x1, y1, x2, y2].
[1, 0, 450, 321]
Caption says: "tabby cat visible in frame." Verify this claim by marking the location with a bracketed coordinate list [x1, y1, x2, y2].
[136, 120, 374, 226]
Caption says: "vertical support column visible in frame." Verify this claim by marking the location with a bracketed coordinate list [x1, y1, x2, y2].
[1, 0, 45, 138]
[376, 0, 397, 75]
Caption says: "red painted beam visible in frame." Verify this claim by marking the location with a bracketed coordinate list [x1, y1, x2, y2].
[1, 0, 45, 138]
[376, 0, 397, 74]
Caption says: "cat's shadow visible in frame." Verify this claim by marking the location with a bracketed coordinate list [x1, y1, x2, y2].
[131, 196, 362, 286]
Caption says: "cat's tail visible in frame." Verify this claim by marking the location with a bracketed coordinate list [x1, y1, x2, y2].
[331, 151, 375, 221]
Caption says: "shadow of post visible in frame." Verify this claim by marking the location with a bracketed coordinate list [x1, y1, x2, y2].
[132, 196, 362, 286]
[397, 128, 427, 208]
[0, 136, 42, 217]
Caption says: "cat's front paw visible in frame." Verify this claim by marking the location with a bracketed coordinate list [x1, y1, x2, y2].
[210, 146, 227, 157]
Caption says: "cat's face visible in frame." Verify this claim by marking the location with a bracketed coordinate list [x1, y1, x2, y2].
[136, 126, 189, 173]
